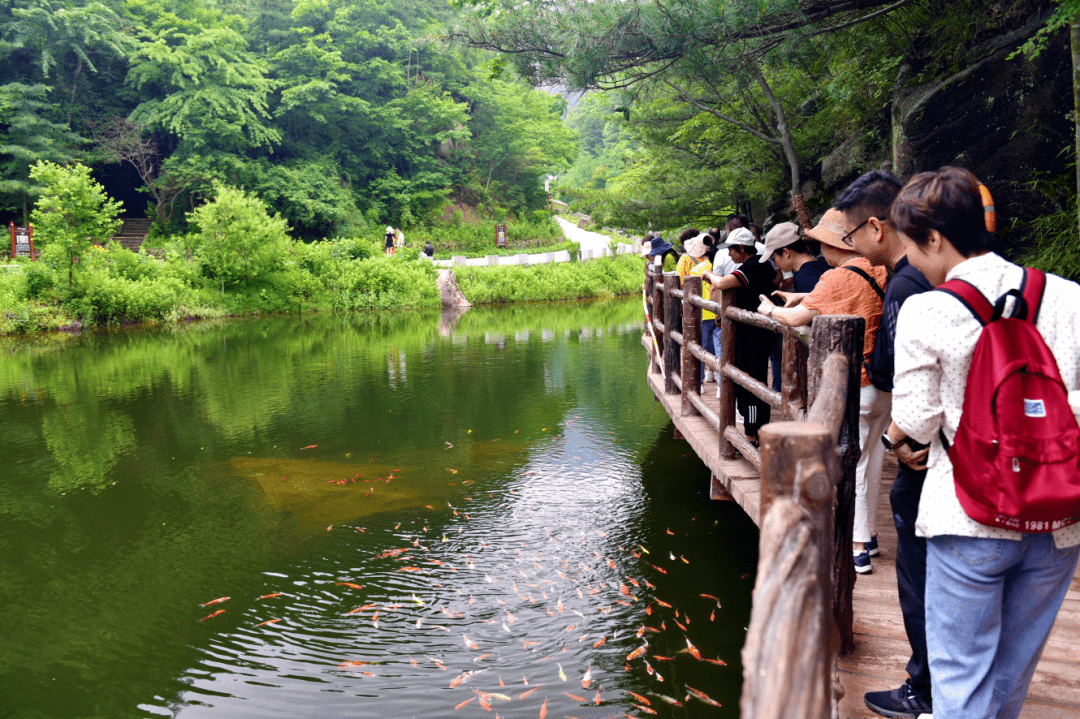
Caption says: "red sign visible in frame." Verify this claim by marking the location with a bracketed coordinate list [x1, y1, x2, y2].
[9, 222, 34, 260]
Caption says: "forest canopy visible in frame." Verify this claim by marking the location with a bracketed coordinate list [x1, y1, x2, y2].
[0, 0, 578, 237]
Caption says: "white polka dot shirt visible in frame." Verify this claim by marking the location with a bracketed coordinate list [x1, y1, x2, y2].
[893, 252, 1080, 548]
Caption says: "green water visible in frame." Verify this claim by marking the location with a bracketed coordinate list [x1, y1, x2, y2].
[0, 299, 758, 719]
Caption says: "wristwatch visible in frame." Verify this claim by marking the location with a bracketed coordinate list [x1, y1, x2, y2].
[881, 432, 907, 451]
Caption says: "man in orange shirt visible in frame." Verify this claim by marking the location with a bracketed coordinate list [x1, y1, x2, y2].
[758, 208, 890, 574]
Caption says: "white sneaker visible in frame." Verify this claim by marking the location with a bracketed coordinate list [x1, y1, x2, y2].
[704, 369, 715, 383]
[717, 385, 721, 399]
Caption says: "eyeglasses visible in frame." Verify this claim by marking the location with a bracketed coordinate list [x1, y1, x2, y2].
[840, 217, 881, 246]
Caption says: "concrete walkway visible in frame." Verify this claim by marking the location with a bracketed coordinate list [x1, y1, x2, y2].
[431, 217, 638, 268]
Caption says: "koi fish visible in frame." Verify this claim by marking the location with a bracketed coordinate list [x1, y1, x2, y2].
[448, 469, 458, 474]
[675, 619, 688, 631]
[557, 663, 567, 681]
[254, 619, 279, 627]
[338, 660, 371, 669]
[634, 704, 658, 715]
[625, 691, 651, 705]
[556, 598, 565, 612]
[592, 636, 606, 648]
[397, 567, 423, 573]
[614, 599, 632, 607]
[685, 685, 722, 707]
[463, 634, 479, 650]
[538, 698, 548, 719]
[336, 582, 363, 590]
[564, 692, 587, 702]
[198, 609, 225, 622]
[506, 611, 516, 624]
[256, 593, 282, 601]
[626, 643, 648, 661]
[487, 692, 511, 702]
[478, 695, 492, 711]
[594, 687, 602, 705]
[581, 667, 592, 688]
[654, 599, 673, 608]
[519, 686, 541, 699]
[650, 564, 668, 575]
[347, 603, 376, 615]
[301, 445, 318, 449]
[521, 640, 540, 649]
[474, 653, 494, 662]
[645, 604, 653, 616]
[200, 597, 230, 607]
[454, 697, 475, 710]
[648, 693, 683, 707]
[710, 609, 716, 621]
[701, 657, 728, 666]
[684, 637, 703, 661]
[700, 593, 719, 601]
[450, 673, 467, 688]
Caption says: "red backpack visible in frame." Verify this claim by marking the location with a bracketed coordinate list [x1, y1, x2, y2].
[938, 268, 1080, 532]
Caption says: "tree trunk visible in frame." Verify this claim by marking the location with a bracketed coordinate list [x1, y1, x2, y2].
[1072, 11, 1080, 239]
[753, 65, 800, 196]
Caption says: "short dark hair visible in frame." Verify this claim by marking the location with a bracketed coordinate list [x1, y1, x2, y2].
[748, 223, 761, 240]
[778, 238, 814, 256]
[834, 170, 903, 224]
[678, 227, 699, 243]
[890, 166, 994, 257]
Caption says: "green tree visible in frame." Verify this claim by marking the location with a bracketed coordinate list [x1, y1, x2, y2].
[187, 185, 291, 290]
[29, 160, 123, 285]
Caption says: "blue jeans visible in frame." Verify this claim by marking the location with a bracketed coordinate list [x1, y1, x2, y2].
[925, 533, 1080, 718]
[700, 319, 720, 384]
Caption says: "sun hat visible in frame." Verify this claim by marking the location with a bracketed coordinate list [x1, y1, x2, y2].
[759, 222, 801, 264]
[804, 208, 854, 250]
[647, 239, 674, 257]
[717, 227, 756, 250]
[683, 234, 709, 260]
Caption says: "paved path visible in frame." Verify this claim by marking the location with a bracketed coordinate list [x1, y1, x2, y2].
[432, 218, 638, 268]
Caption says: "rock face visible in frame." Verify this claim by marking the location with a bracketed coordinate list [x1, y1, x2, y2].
[437, 269, 471, 308]
[891, 21, 1072, 241]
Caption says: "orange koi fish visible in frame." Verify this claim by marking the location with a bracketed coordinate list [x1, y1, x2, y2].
[338, 660, 371, 669]
[564, 692, 587, 702]
[463, 634, 479, 650]
[450, 673, 467, 688]
[347, 603, 376, 615]
[645, 604, 653, 616]
[255, 619, 280, 627]
[474, 653, 494, 662]
[519, 686, 540, 699]
[499, 676, 505, 688]
[199, 609, 225, 622]
[685, 685, 722, 707]
[301, 445, 318, 449]
[684, 637, 704, 660]
[556, 598, 565, 612]
[454, 697, 475, 710]
[397, 567, 423, 573]
[200, 597, 230, 607]
[654, 599, 672, 608]
[701, 657, 728, 666]
[538, 698, 548, 719]
[700, 593, 719, 601]
[643, 579, 656, 589]
[478, 695, 492, 711]
[635, 705, 658, 715]
[674, 620, 687, 631]
[592, 636, 606, 648]
[710, 609, 716, 621]
[521, 640, 540, 649]
[626, 577, 639, 587]
[336, 582, 363, 590]
[625, 691, 651, 705]
[626, 643, 648, 661]
[581, 667, 593, 689]
[653, 654, 675, 661]
[594, 687, 602, 705]
[619, 583, 631, 596]
[506, 611, 516, 624]
[256, 593, 282, 601]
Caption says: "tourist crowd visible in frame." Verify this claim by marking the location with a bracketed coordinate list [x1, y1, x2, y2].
[641, 167, 1080, 719]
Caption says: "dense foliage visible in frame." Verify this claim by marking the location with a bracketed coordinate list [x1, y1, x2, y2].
[0, 0, 577, 235]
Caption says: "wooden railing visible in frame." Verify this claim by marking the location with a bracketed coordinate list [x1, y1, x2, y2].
[644, 264, 866, 715]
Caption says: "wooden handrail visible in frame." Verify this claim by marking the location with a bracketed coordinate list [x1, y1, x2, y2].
[645, 264, 866, 658]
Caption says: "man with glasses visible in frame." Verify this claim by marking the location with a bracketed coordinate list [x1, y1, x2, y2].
[757, 205, 890, 576]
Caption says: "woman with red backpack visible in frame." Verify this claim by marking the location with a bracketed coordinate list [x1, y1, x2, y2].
[889, 166, 1080, 718]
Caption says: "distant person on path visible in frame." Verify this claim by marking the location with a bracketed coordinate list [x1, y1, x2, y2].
[830, 170, 935, 718]
[891, 167, 1080, 719]
[423, 240, 434, 258]
[703, 227, 775, 443]
[385, 226, 396, 255]
[396, 228, 405, 252]
[759, 208, 890, 573]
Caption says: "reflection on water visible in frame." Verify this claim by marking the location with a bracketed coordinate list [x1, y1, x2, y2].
[0, 300, 757, 718]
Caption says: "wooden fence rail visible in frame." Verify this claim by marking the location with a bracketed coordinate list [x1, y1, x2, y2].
[644, 264, 867, 716]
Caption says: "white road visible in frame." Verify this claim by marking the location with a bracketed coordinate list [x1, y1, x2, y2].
[555, 216, 621, 256]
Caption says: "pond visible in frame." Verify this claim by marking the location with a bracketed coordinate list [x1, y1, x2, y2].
[0, 299, 758, 719]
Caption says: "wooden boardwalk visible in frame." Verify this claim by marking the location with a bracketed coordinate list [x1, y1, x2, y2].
[645, 361, 1080, 718]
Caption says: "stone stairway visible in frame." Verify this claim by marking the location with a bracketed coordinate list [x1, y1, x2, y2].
[111, 218, 153, 251]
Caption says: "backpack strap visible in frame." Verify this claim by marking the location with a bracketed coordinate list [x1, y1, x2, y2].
[1021, 267, 1046, 325]
[843, 265, 886, 300]
[937, 278, 993, 326]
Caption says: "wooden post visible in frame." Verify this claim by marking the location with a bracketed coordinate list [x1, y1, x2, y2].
[807, 314, 864, 655]
[680, 275, 702, 414]
[663, 274, 681, 395]
[717, 287, 738, 460]
[781, 329, 808, 420]
[743, 421, 837, 719]
[652, 269, 666, 371]
[646, 266, 662, 376]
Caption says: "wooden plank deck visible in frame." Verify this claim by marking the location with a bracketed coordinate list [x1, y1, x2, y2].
[644, 355, 1080, 718]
